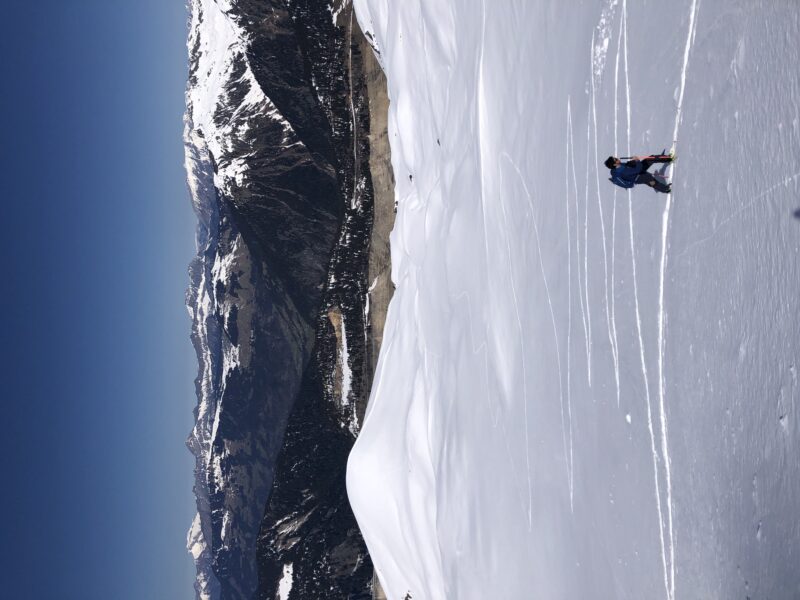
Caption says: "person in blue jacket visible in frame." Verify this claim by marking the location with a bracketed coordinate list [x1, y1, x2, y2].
[605, 153, 673, 193]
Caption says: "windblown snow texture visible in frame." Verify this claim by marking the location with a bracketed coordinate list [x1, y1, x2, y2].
[348, 1, 800, 599]
[184, 0, 393, 598]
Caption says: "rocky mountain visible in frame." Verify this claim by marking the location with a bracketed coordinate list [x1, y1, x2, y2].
[183, 0, 393, 598]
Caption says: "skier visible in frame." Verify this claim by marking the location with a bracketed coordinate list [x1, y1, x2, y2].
[604, 153, 673, 193]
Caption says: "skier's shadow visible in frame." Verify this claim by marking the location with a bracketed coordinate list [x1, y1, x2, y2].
[654, 163, 670, 185]
[793, 208, 800, 220]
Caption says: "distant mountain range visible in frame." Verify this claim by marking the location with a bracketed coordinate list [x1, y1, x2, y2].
[184, 0, 393, 598]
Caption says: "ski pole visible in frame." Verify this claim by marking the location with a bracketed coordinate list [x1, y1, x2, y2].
[618, 154, 672, 161]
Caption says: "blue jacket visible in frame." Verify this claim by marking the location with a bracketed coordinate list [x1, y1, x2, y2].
[609, 160, 644, 189]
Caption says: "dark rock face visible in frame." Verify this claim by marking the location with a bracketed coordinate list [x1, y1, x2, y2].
[252, 2, 383, 598]
[255, 349, 373, 600]
[184, 0, 393, 598]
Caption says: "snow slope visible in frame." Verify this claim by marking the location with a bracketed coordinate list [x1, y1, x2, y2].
[348, 1, 800, 598]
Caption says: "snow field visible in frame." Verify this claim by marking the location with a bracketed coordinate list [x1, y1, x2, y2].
[349, 1, 800, 599]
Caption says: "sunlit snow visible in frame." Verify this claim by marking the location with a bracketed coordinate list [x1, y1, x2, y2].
[277, 563, 294, 600]
[348, 1, 800, 599]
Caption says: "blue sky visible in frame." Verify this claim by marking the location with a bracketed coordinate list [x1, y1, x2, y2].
[0, 1, 196, 598]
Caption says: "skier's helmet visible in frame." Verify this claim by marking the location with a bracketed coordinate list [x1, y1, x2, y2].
[604, 156, 618, 169]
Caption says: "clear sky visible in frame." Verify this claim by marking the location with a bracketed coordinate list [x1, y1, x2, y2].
[0, 1, 196, 598]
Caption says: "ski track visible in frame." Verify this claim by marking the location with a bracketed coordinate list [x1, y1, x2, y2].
[468, 319, 529, 528]
[590, 29, 621, 406]
[611, 8, 623, 408]
[497, 159, 534, 529]
[583, 111, 593, 387]
[658, 2, 701, 597]
[622, 3, 671, 598]
[503, 153, 574, 512]
[568, 99, 591, 390]
[460, 288, 526, 535]
[478, 0, 536, 531]
[564, 106, 575, 514]
[674, 169, 800, 260]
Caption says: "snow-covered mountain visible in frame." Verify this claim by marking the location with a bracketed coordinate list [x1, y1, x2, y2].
[348, 1, 800, 599]
[184, 0, 394, 598]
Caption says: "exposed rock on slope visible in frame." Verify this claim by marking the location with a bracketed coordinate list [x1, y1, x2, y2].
[184, 0, 394, 598]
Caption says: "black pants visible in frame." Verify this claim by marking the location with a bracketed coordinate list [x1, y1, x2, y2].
[635, 158, 672, 193]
